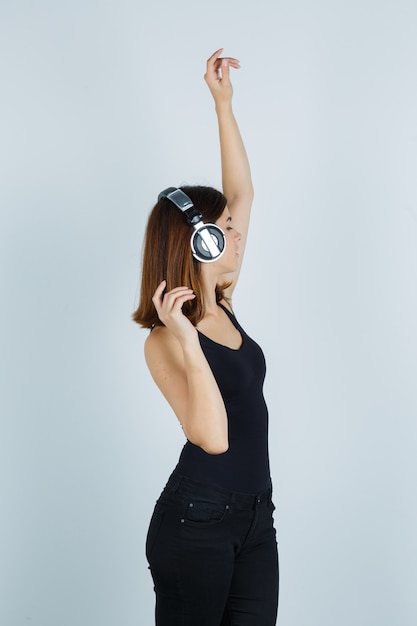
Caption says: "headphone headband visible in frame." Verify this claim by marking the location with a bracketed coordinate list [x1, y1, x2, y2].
[158, 187, 202, 226]
[157, 186, 226, 263]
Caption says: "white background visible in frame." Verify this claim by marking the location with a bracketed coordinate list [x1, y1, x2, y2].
[1, 1, 416, 624]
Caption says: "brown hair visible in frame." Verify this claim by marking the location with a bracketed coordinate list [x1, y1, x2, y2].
[132, 185, 229, 328]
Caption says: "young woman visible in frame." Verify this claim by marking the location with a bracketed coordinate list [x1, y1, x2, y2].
[133, 49, 279, 626]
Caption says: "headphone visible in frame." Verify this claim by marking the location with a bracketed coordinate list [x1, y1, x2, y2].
[158, 187, 226, 263]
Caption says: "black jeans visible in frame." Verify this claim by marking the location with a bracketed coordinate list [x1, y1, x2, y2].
[146, 472, 279, 625]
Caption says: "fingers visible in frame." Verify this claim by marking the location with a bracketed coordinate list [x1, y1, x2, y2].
[152, 282, 196, 323]
[163, 287, 196, 313]
[220, 59, 230, 83]
[207, 48, 240, 68]
[218, 58, 240, 69]
[152, 279, 167, 309]
[207, 48, 223, 64]
[206, 49, 240, 81]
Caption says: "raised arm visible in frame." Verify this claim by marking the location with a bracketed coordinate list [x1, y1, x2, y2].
[204, 48, 254, 294]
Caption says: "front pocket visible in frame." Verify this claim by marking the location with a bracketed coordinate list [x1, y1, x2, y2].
[182, 500, 230, 527]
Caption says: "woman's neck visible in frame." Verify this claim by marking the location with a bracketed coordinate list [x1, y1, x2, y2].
[200, 272, 222, 315]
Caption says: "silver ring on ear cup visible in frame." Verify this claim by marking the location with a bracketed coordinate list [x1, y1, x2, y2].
[191, 224, 226, 263]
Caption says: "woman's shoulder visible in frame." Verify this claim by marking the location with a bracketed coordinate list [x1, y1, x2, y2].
[144, 325, 184, 369]
[145, 325, 177, 352]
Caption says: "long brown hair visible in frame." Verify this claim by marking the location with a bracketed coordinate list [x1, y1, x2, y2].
[132, 185, 228, 328]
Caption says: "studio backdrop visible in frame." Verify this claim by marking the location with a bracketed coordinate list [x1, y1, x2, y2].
[1, 1, 416, 625]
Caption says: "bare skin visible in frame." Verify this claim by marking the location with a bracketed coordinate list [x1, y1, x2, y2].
[145, 49, 254, 454]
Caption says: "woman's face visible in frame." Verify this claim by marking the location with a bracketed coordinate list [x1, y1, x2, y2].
[213, 207, 241, 273]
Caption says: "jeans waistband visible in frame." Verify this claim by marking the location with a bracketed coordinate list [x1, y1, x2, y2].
[164, 471, 272, 510]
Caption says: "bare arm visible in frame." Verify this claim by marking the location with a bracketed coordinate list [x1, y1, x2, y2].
[144, 50, 252, 451]
[145, 282, 228, 455]
[204, 49, 254, 295]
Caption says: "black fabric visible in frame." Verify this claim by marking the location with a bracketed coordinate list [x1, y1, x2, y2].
[146, 472, 279, 626]
[174, 304, 271, 495]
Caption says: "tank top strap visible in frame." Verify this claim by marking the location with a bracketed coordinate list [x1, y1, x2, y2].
[217, 301, 240, 329]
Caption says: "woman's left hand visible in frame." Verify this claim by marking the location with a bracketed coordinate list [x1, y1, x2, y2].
[204, 48, 240, 106]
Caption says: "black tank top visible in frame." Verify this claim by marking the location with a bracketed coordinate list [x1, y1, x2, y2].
[174, 303, 271, 494]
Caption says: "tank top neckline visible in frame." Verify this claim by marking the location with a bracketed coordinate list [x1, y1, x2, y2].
[197, 302, 244, 352]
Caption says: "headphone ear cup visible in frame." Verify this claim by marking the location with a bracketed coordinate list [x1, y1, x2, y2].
[191, 224, 226, 263]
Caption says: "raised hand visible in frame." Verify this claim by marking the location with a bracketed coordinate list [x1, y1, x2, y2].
[152, 280, 197, 343]
[204, 48, 240, 106]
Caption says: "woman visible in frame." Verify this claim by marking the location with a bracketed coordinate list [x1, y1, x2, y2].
[133, 49, 279, 625]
